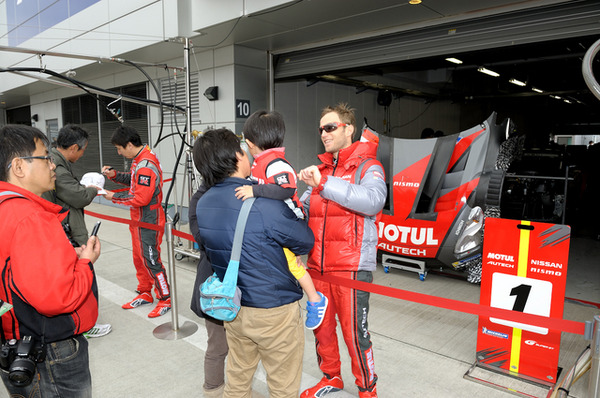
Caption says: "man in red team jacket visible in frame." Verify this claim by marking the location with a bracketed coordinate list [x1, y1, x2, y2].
[102, 126, 171, 318]
[299, 103, 387, 398]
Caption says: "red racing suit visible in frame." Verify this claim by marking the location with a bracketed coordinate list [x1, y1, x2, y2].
[0, 182, 98, 342]
[109, 145, 170, 300]
[300, 140, 386, 391]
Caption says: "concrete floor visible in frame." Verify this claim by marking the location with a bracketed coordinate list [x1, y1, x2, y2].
[1, 202, 597, 398]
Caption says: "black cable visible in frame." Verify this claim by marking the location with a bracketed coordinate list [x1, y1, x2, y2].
[153, 66, 176, 146]
[0, 66, 116, 119]
[193, 17, 243, 48]
[122, 59, 166, 147]
[248, 0, 304, 17]
[0, 67, 185, 115]
[163, 135, 187, 227]
[120, 60, 191, 221]
[154, 67, 188, 147]
[1, 65, 191, 224]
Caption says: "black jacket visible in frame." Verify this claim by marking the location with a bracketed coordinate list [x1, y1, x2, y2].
[189, 183, 215, 319]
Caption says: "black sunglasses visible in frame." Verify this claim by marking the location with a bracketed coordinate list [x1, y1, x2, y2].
[319, 122, 347, 135]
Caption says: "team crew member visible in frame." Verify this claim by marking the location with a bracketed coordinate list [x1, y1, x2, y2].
[298, 103, 387, 398]
[102, 126, 171, 318]
[0, 124, 101, 396]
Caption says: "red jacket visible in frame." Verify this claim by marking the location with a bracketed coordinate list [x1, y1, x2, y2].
[251, 147, 304, 218]
[0, 182, 98, 342]
[303, 141, 386, 273]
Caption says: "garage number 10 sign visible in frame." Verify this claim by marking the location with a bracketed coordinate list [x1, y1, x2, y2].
[236, 100, 251, 118]
[477, 218, 570, 384]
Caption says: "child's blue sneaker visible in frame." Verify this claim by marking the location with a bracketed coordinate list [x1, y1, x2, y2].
[306, 292, 328, 330]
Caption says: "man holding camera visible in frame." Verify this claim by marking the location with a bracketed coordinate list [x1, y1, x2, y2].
[0, 125, 101, 396]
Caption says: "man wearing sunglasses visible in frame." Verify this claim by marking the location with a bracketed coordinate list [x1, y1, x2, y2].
[299, 103, 386, 398]
[0, 124, 101, 396]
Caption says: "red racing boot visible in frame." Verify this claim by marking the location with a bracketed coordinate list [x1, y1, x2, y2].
[148, 298, 171, 318]
[301, 375, 343, 397]
[358, 386, 378, 398]
[122, 291, 153, 309]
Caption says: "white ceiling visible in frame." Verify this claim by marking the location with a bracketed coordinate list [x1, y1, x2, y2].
[0, 0, 586, 110]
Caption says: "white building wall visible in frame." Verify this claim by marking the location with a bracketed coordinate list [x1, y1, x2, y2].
[1, 0, 179, 93]
[189, 0, 288, 31]
[0, 0, 287, 93]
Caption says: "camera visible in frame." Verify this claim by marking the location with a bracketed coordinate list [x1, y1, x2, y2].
[0, 336, 46, 387]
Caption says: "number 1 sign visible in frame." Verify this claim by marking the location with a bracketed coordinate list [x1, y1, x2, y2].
[477, 218, 570, 384]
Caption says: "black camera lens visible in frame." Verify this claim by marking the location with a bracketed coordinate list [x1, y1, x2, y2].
[8, 357, 35, 387]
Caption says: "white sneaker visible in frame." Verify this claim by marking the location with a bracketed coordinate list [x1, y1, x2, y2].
[84, 323, 112, 338]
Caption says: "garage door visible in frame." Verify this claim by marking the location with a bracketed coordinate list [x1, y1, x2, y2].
[274, 0, 600, 79]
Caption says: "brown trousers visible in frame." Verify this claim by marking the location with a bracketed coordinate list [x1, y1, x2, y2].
[223, 301, 304, 398]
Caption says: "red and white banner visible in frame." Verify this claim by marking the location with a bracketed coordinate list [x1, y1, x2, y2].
[477, 218, 570, 384]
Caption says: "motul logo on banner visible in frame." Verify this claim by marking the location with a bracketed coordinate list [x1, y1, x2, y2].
[378, 223, 438, 245]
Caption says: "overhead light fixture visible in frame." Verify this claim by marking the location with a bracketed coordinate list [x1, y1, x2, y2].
[509, 78, 526, 87]
[477, 67, 500, 77]
[409, 0, 422, 4]
[563, 99, 572, 104]
[445, 57, 463, 65]
[550, 95, 562, 100]
[532, 87, 544, 93]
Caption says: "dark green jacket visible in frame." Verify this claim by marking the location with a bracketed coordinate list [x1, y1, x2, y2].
[42, 148, 98, 246]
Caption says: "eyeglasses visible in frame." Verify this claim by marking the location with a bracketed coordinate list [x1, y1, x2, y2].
[319, 122, 347, 135]
[18, 155, 53, 162]
[7, 155, 53, 169]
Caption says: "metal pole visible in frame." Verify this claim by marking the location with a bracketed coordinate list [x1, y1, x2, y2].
[4, 69, 186, 114]
[267, 51, 274, 111]
[153, 222, 198, 340]
[153, 38, 198, 340]
[184, 38, 195, 250]
[589, 315, 600, 397]
[168, 221, 179, 330]
[562, 166, 570, 225]
[184, 37, 193, 145]
[0, 44, 184, 71]
[96, 96, 104, 171]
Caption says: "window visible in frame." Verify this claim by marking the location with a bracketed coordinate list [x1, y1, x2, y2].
[160, 72, 200, 124]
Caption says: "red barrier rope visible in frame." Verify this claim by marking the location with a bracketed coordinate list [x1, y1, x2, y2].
[85, 210, 162, 231]
[173, 229, 194, 241]
[107, 178, 174, 193]
[83, 208, 590, 336]
[86, 178, 176, 226]
[307, 270, 586, 336]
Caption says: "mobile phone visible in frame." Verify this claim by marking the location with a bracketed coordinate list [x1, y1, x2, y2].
[91, 221, 101, 237]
